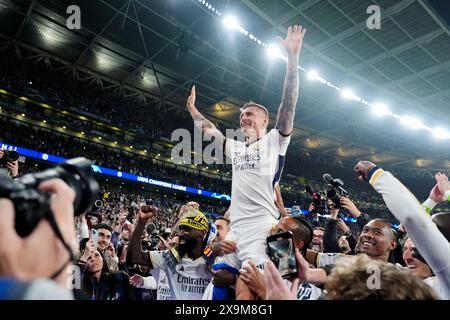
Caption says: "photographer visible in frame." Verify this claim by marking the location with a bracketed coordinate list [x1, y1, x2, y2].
[0, 150, 19, 178]
[322, 199, 358, 254]
[0, 178, 76, 299]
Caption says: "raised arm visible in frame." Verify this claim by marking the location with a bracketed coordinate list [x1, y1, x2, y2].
[355, 161, 450, 299]
[186, 85, 225, 143]
[276, 25, 306, 136]
[126, 205, 156, 267]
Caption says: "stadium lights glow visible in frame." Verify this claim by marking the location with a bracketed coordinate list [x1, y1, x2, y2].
[223, 15, 239, 30]
[21, 113, 25, 117]
[341, 89, 355, 100]
[400, 116, 423, 129]
[266, 45, 283, 59]
[190, 0, 450, 143]
[372, 103, 391, 116]
[307, 70, 319, 80]
[433, 128, 450, 140]
[42, 120, 46, 123]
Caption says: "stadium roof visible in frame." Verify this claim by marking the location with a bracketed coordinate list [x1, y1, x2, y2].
[1, 0, 449, 172]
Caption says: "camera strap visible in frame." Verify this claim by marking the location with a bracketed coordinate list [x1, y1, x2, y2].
[44, 209, 76, 280]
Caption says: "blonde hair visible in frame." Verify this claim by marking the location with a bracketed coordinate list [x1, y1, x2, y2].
[240, 101, 269, 119]
[325, 254, 438, 300]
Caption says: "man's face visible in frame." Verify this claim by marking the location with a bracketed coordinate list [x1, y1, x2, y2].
[403, 237, 432, 279]
[121, 229, 130, 242]
[310, 229, 324, 252]
[215, 219, 230, 242]
[272, 217, 305, 250]
[177, 225, 204, 250]
[239, 106, 268, 137]
[87, 250, 103, 273]
[97, 228, 112, 251]
[338, 235, 350, 252]
[119, 211, 127, 223]
[357, 220, 396, 260]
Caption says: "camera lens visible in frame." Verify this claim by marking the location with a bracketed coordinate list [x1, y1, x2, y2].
[20, 157, 99, 216]
[327, 188, 337, 199]
[6, 150, 19, 162]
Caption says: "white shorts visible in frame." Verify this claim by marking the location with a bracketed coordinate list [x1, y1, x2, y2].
[217, 217, 277, 270]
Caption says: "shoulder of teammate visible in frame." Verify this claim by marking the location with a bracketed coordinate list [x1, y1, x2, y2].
[149, 250, 172, 272]
[316, 252, 345, 268]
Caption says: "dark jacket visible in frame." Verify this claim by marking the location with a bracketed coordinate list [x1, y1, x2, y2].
[323, 218, 357, 254]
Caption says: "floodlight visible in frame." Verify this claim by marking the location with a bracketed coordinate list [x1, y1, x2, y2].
[223, 15, 239, 30]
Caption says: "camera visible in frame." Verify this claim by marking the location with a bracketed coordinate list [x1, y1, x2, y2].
[323, 173, 348, 209]
[0, 157, 99, 237]
[0, 150, 19, 164]
[305, 185, 328, 214]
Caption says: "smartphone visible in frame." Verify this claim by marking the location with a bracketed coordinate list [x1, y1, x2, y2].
[91, 229, 99, 250]
[266, 231, 298, 279]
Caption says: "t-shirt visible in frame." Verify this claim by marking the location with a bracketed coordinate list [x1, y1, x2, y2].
[284, 280, 324, 300]
[424, 276, 445, 300]
[151, 269, 172, 300]
[296, 282, 324, 300]
[225, 128, 290, 228]
[149, 251, 212, 300]
[315, 252, 346, 268]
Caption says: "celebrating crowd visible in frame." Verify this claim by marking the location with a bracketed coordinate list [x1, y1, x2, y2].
[0, 24, 449, 301]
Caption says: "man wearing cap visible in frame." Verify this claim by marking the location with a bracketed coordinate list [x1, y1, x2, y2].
[127, 205, 213, 300]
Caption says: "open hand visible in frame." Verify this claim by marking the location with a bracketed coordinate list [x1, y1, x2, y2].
[277, 25, 306, 57]
[429, 172, 450, 203]
[186, 86, 196, 112]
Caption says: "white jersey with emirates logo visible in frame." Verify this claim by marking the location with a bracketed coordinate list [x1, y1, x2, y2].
[225, 128, 290, 227]
[149, 251, 212, 300]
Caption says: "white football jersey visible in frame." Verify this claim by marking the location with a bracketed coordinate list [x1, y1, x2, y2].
[225, 128, 290, 228]
[149, 251, 212, 300]
[150, 269, 172, 300]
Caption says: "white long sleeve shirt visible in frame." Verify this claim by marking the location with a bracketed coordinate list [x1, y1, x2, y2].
[369, 168, 450, 299]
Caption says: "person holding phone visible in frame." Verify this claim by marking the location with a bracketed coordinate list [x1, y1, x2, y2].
[239, 216, 320, 300]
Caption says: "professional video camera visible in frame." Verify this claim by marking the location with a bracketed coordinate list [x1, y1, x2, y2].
[145, 222, 160, 250]
[0, 150, 19, 164]
[305, 185, 328, 214]
[0, 157, 99, 237]
[323, 173, 349, 209]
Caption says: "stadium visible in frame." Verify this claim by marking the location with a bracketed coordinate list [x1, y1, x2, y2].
[0, 0, 449, 303]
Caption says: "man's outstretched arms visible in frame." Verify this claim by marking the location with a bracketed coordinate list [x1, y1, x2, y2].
[276, 25, 306, 136]
[186, 85, 225, 143]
